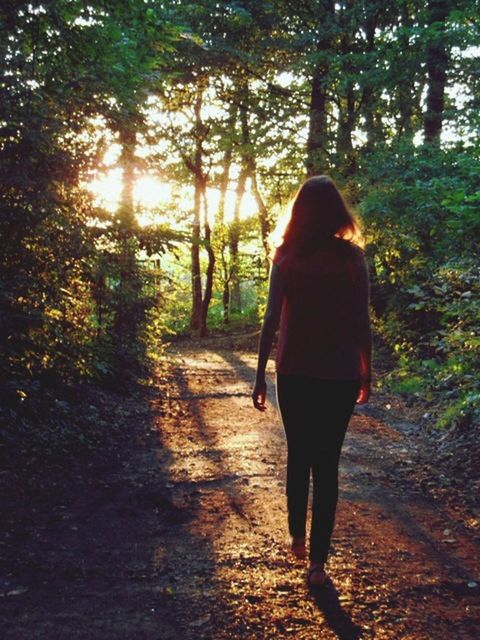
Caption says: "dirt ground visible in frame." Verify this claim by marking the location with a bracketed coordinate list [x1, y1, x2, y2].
[1, 339, 479, 639]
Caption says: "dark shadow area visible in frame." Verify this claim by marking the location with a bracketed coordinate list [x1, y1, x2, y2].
[395, 579, 480, 599]
[0, 377, 220, 639]
[216, 348, 261, 384]
[310, 579, 364, 640]
[215, 347, 281, 413]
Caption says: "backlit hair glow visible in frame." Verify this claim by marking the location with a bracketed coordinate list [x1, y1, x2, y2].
[280, 175, 362, 251]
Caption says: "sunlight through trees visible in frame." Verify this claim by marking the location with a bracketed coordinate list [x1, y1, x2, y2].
[1, 0, 479, 453]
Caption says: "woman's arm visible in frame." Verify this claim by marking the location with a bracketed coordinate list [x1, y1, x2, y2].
[252, 263, 285, 411]
[355, 252, 372, 404]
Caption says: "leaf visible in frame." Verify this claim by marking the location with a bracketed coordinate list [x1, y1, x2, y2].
[189, 613, 211, 627]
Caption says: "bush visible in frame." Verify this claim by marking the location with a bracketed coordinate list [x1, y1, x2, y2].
[359, 141, 480, 429]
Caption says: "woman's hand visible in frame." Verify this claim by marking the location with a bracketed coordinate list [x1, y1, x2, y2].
[252, 378, 267, 411]
[356, 376, 371, 404]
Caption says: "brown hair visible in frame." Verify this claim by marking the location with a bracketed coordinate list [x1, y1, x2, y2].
[279, 175, 360, 253]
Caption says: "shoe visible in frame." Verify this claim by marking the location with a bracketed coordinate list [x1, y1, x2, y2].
[290, 536, 307, 560]
[307, 562, 327, 587]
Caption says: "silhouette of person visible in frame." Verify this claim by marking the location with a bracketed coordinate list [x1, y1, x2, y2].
[252, 175, 371, 587]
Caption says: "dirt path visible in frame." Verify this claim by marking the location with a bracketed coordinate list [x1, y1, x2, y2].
[1, 341, 479, 639]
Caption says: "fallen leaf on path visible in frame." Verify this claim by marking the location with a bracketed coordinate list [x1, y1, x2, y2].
[189, 613, 211, 627]
[3, 587, 28, 597]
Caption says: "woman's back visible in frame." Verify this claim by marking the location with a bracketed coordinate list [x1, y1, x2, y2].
[274, 238, 369, 380]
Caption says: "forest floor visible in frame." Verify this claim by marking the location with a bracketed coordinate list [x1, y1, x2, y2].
[1, 336, 479, 639]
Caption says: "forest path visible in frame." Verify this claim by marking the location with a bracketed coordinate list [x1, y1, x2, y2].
[1, 340, 479, 639]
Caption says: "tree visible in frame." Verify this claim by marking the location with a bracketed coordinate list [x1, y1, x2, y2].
[0, 0, 181, 448]
[423, 0, 451, 143]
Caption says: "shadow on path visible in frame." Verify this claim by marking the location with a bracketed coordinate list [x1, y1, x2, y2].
[216, 346, 479, 580]
[4, 342, 479, 639]
[0, 381, 220, 640]
[311, 580, 364, 640]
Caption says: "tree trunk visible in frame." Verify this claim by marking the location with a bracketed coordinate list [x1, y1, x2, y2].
[229, 90, 249, 313]
[361, 6, 382, 151]
[229, 165, 247, 313]
[216, 104, 237, 325]
[336, 82, 356, 176]
[335, 5, 357, 177]
[236, 86, 271, 277]
[306, 59, 330, 176]
[251, 171, 271, 276]
[114, 123, 139, 348]
[423, 0, 450, 144]
[396, 4, 417, 141]
[398, 88, 414, 140]
[190, 173, 203, 332]
[217, 113, 234, 225]
[190, 89, 204, 332]
[200, 190, 215, 337]
[118, 125, 136, 229]
[306, 0, 335, 176]
[222, 282, 230, 325]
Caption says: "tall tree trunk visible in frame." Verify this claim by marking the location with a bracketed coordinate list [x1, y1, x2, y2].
[306, 60, 330, 176]
[336, 4, 357, 177]
[200, 190, 215, 337]
[118, 126, 136, 229]
[217, 104, 237, 325]
[114, 123, 138, 348]
[397, 4, 417, 141]
[361, 6, 382, 151]
[306, 0, 335, 176]
[187, 84, 216, 336]
[229, 166, 247, 313]
[236, 85, 271, 277]
[423, 0, 450, 144]
[336, 82, 356, 176]
[251, 171, 271, 277]
[190, 89, 204, 331]
[229, 89, 249, 313]
[190, 174, 203, 331]
[217, 110, 235, 225]
[398, 88, 414, 140]
[222, 269, 230, 325]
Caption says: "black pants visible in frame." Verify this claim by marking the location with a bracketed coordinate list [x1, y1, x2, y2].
[276, 374, 359, 564]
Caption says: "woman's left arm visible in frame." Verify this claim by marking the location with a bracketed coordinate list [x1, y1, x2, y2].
[354, 251, 372, 404]
[252, 263, 285, 411]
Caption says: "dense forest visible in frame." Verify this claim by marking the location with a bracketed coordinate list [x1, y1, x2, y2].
[1, 0, 479, 455]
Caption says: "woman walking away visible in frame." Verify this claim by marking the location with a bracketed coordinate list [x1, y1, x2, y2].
[252, 175, 371, 588]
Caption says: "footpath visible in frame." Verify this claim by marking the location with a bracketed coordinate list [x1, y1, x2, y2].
[1, 340, 479, 639]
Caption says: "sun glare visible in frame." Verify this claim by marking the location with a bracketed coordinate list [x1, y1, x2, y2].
[135, 176, 172, 209]
[88, 168, 123, 212]
[87, 170, 173, 216]
[88, 169, 259, 227]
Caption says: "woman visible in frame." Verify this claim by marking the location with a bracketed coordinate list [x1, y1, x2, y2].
[252, 175, 371, 588]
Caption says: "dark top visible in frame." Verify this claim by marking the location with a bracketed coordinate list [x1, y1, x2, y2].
[273, 238, 370, 380]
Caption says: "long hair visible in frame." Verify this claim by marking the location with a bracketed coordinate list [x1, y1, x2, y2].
[279, 175, 361, 254]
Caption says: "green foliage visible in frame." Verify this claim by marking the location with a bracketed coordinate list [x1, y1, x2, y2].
[361, 141, 480, 429]
[388, 375, 425, 396]
[1, 0, 479, 457]
[0, 1, 183, 454]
